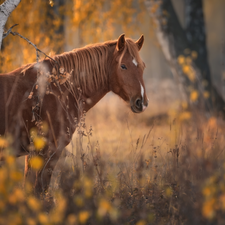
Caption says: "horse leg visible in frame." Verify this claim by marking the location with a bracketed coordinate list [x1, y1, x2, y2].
[34, 147, 64, 195]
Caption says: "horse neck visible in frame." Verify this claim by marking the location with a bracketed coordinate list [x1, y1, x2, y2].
[78, 82, 109, 113]
[65, 44, 115, 114]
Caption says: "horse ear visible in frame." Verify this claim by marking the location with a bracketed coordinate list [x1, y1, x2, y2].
[116, 34, 125, 51]
[136, 34, 144, 51]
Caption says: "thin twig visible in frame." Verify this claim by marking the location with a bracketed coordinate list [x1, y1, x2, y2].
[2, 24, 18, 39]
[10, 31, 57, 63]
[5, 24, 57, 64]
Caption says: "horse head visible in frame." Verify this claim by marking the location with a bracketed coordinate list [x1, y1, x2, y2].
[110, 34, 148, 113]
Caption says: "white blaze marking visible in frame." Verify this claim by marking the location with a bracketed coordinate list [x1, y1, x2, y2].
[140, 82, 144, 98]
[132, 58, 138, 66]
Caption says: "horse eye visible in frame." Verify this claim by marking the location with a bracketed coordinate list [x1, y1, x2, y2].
[121, 64, 127, 70]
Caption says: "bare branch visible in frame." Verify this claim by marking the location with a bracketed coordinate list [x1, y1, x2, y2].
[10, 30, 58, 64]
[2, 23, 18, 39]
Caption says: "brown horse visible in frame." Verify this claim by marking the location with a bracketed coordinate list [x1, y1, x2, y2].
[0, 34, 148, 194]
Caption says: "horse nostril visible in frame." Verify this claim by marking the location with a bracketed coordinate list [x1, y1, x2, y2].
[135, 99, 142, 109]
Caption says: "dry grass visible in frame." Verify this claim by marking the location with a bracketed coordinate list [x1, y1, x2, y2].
[1, 87, 225, 225]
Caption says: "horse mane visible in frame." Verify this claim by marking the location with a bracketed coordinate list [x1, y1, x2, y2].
[53, 42, 110, 93]
[22, 37, 144, 93]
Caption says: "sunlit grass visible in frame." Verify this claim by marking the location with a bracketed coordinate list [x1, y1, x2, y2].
[2, 93, 225, 224]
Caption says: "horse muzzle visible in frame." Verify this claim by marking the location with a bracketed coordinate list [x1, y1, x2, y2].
[131, 98, 148, 113]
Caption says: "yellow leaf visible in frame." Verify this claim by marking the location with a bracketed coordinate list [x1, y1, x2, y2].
[78, 211, 90, 224]
[33, 136, 46, 150]
[182, 65, 190, 74]
[202, 187, 211, 197]
[208, 117, 217, 129]
[84, 177, 92, 188]
[56, 197, 67, 213]
[6, 155, 15, 165]
[99, 199, 111, 211]
[0, 137, 8, 148]
[49, 0, 54, 7]
[177, 55, 185, 65]
[179, 112, 192, 121]
[187, 70, 196, 82]
[136, 220, 146, 225]
[8, 194, 17, 205]
[14, 188, 24, 202]
[165, 187, 173, 197]
[10, 171, 23, 181]
[98, 199, 112, 217]
[29, 156, 44, 170]
[190, 90, 199, 102]
[28, 196, 41, 211]
[38, 213, 49, 224]
[202, 198, 215, 219]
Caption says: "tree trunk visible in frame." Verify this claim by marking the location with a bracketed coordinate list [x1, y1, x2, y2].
[145, 0, 225, 118]
[0, 0, 21, 50]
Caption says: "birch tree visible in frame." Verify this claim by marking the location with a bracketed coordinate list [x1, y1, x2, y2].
[0, 0, 21, 50]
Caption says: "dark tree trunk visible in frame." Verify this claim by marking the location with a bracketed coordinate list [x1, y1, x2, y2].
[145, 0, 225, 118]
[53, 0, 65, 52]
[44, 0, 65, 53]
[184, 0, 210, 82]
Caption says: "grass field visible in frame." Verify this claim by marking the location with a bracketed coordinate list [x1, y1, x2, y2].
[1, 83, 225, 225]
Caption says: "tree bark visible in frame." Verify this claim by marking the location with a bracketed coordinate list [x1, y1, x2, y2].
[145, 0, 225, 118]
[0, 0, 21, 50]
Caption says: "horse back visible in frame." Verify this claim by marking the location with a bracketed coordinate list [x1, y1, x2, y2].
[0, 65, 36, 135]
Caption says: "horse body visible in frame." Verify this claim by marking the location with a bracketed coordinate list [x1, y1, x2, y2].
[0, 34, 148, 194]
